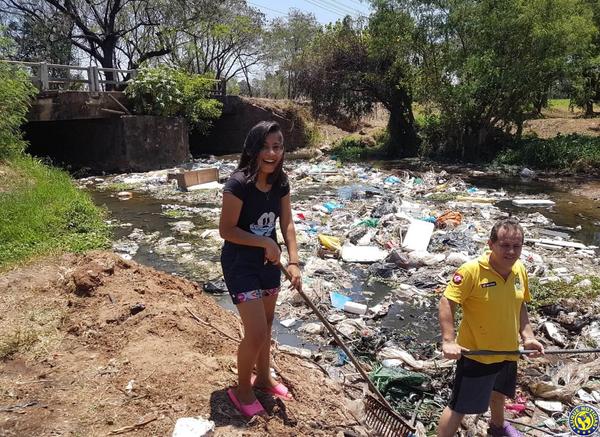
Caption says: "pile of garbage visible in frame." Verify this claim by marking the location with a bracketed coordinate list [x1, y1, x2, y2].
[80, 157, 600, 434]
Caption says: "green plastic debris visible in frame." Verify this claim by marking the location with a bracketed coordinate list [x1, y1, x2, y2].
[370, 365, 429, 398]
[357, 218, 379, 228]
[414, 178, 424, 185]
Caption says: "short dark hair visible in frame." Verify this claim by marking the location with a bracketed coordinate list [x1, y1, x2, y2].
[490, 218, 524, 243]
[237, 120, 288, 188]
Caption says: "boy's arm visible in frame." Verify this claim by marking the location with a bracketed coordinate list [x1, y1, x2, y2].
[519, 303, 544, 357]
[439, 296, 467, 360]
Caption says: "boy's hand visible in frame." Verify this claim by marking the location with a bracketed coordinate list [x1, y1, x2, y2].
[523, 338, 545, 358]
[442, 340, 468, 360]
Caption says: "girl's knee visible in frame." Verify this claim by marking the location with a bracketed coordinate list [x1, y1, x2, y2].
[243, 327, 269, 348]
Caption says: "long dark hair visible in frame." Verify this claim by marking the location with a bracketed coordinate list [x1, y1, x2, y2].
[237, 120, 288, 188]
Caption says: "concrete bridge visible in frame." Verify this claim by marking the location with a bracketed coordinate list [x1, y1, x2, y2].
[5, 60, 308, 173]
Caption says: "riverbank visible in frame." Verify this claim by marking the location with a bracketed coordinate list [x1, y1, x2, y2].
[3, 154, 600, 435]
[0, 251, 360, 436]
[0, 155, 110, 270]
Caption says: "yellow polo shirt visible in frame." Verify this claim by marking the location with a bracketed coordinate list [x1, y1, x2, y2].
[443, 253, 530, 364]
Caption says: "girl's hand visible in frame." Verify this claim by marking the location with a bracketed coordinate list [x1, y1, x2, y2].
[287, 264, 302, 291]
[263, 238, 281, 265]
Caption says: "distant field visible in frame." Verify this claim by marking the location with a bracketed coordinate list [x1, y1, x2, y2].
[546, 99, 600, 116]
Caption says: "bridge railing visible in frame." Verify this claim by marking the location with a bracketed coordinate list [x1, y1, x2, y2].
[1, 60, 135, 91]
[1, 60, 227, 96]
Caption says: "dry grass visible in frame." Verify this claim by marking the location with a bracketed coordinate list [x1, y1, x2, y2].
[0, 283, 66, 359]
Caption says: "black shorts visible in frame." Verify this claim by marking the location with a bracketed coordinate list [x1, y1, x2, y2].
[448, 357, 517, 414]
[221, 245, 281, 305]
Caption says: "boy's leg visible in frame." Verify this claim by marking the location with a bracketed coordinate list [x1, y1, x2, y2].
[437, 407, 464, 437]
[489, 391, 506, 428]
[438, 357, 503, 435]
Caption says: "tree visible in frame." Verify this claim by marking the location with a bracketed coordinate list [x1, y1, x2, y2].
[299, 10, 420, 157]
[266, 9, 320, 100]
[0, 0, 172, 88]
[413, 0, 596, 158]
[3, 9, 74, 64]
[165, 0, 265, 86]
[570, 0, 600, 116]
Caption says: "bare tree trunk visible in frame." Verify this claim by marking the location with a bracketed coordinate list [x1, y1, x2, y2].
[585, 100, 594, 118]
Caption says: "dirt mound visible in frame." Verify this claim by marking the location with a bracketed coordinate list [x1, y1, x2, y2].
[0, 252, 361, 436]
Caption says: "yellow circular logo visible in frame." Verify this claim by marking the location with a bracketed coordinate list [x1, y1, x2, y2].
[570, 405, 600, 436]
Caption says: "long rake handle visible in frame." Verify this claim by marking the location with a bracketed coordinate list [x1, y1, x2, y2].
[464, 348, 600, 356]
[279, 264, 397, 412]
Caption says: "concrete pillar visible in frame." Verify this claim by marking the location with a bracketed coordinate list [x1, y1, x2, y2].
[40, 62, 49, 91]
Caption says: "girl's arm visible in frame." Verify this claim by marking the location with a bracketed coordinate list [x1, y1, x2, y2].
[279, 193, 302, 290]
[219, 192, 280, 263]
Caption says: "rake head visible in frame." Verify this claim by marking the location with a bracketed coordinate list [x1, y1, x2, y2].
[364, 395, 416, 437]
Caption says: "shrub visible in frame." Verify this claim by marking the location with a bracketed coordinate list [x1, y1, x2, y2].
[331, 135, 374, 162]
[125, 66, 223, 134]
[0, 61, 37, 159]
[494, 135, 600, 171]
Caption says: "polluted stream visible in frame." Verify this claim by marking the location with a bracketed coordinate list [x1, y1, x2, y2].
[82, 160, 600, 434]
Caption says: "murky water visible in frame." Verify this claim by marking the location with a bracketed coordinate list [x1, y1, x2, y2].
[466, 175, 600, 248]
[85, 167, 600, 351]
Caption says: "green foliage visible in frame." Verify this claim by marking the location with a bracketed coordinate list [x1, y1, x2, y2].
[568, 0, 600, 114]
[413, 0, 596, 157]
[125, 66, 223, 134]
[5, 14, 74, 64]
[530, 276, 600, 310]
[298, 8, 419, 157]
[494, 134, 600, 171]
[331, 135, 375, 162]
[0, 59, 37, 159]
[0, 155, 111, 269]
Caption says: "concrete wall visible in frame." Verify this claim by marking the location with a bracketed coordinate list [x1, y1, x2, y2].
[25, 115, 189, 173]
[29, 91, 130, 121]
[190, 96, 308, 156]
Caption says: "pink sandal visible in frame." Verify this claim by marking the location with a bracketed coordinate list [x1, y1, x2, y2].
[250, 375, 294, 401]
[227, 388, 266, 417]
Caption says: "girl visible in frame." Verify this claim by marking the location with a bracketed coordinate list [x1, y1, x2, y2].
[219, 120, 302, 417]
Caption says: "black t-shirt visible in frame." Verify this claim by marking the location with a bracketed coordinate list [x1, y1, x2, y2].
[222, 170, 290, 255]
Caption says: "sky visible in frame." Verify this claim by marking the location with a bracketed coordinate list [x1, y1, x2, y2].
[247, 0, 372, 25]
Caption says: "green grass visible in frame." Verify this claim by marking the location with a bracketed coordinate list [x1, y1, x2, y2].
[0, 155, 111, 269]
[494, 134, 600, 171]
[529, 275, 600, 311]
[547, 99, 600, 113]
[331, 134, 386, 162]
[547, 98, 572, 112]
[103, 182, 137, 191]
[163, 209, 191, 219]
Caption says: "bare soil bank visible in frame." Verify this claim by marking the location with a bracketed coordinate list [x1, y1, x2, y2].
[0, 251, 363, 436]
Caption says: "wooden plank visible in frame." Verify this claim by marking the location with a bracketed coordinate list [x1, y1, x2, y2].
[527, 238, 587, 249]
[167, 168, 219, 191]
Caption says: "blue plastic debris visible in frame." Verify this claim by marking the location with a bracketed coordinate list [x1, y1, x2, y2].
[330, 291, 352, 310]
